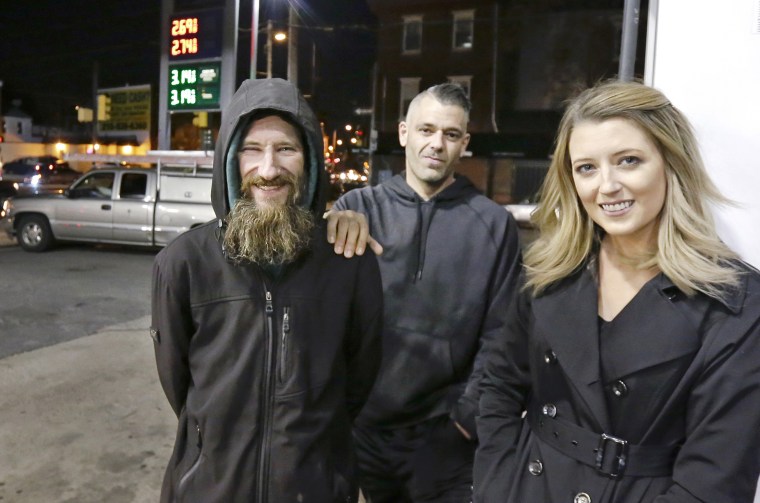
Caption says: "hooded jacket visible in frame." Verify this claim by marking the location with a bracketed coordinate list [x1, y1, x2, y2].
[333, 173, 522, 436]
[151, 79, 383, 503]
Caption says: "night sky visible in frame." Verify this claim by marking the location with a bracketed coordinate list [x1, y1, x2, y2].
[0, 0, 377, 134]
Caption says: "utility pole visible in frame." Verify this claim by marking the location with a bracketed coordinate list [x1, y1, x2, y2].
[250, 0, 260, 79]
[266, 19, 274, 78]
[92, 61, 99, 146]
[287, 5, 298, 84]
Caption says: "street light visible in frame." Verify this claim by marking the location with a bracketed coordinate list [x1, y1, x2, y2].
[266, 20, 288, 79]
[251, 2, 300, 83]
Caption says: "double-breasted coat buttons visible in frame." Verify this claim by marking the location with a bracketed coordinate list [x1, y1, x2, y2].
[573, 492, 592, 503]
[542, 403, 557, 417]
[611, 380, 628, 397]
[544, 349, 557, 364]
[527, 459, 543, 476]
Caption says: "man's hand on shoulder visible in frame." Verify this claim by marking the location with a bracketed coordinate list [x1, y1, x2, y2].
[324, 209, 383, 258]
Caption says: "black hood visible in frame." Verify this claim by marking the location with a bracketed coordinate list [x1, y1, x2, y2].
[210, 78, 327, 219]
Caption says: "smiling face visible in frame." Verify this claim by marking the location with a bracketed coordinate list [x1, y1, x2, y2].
[237, 115, 305, 208]
[399, 94, 470, 199]
[569, 118, 667, 249]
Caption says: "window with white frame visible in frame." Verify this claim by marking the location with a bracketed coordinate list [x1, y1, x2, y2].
[452, 10, 474, 50]
[399, 78, 421, 119]
[448, 76, 472, 98]
[403, 15, 423, 54]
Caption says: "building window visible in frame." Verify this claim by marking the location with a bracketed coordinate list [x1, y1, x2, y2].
[403, 15, 423, 54]
[448, 76, 472, 98]
[399, 78, 421, 119]
[452, 10, 474, 50]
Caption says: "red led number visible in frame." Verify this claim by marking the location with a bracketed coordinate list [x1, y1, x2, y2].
[171, 17, 199, 36]
[171, 38, 199, 56]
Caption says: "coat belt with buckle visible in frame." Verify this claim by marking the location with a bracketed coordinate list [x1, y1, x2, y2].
[527, 408, 680, 478]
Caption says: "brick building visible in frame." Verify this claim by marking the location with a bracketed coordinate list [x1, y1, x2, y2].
[366, 0, 646, 203]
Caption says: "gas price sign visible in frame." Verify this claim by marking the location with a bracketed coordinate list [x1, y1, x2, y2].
[168, 8, 223, 60]
[168, 62, 221, 110]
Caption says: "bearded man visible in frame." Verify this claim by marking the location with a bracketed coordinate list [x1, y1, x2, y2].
[151, 78, 383, 503]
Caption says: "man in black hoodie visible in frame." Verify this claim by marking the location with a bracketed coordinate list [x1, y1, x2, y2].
[151, 78, 383, 502]
[332, 83, 522, 502]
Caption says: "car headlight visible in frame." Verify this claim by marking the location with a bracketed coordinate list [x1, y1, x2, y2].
[31, 174, 42, 186]
[1, 199, 11, 218]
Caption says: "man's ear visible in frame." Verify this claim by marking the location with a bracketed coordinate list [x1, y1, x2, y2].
[398, 121, 408, 147]
[459, 132, 471, 158]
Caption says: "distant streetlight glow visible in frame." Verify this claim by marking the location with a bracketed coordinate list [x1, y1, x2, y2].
[274, 31, 287, 42]
[345, 124, 352, 131]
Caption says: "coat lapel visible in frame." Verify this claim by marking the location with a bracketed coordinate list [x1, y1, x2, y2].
[533, 267, 612, 431]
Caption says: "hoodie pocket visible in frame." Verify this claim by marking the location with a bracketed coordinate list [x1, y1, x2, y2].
[367, 329, 455, 416]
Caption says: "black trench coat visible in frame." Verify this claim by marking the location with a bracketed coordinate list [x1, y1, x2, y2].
[474, 264, 760, 503]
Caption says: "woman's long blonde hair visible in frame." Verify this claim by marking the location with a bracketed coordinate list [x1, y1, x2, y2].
[524, 80, 740, 299]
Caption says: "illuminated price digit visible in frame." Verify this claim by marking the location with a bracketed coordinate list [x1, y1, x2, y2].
[170, 90, 179, 106]
[181, 89, 197, 105]
[180, 69, 197, 84]
[171, 19, 181, 36]
[171, 69, 180, 85]
[171, 40, 180, 56]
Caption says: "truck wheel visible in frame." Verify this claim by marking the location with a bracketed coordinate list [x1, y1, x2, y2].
[17, 215, 55, 252]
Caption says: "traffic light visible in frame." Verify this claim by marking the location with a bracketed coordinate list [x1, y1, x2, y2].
[97, 94, 111, 121]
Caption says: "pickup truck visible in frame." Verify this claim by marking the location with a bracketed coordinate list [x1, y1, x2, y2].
[1, 163, 215, 252]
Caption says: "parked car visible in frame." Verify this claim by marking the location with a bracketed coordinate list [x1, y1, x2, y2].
[0, 180, 19, 219]
[0, 156, 81, 192]
[504, 202, 538, 227]
[1, 165, 214, 252]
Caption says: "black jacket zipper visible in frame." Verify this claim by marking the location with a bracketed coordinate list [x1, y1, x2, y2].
[256, 288, 276, 503]
[279, 307, 291, 383]
[177, 422, 203, 491]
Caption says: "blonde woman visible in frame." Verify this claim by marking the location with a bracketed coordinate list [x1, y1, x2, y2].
[474, 80, 760, 503]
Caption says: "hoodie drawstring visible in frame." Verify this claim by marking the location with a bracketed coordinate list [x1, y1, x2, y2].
[413, 201, 436, 282]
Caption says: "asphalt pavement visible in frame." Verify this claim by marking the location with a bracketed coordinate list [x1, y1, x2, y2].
[0, 233, 172, 502]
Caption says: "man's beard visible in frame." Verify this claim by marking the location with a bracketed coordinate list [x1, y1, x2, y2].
[223, 172, 315, 266]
